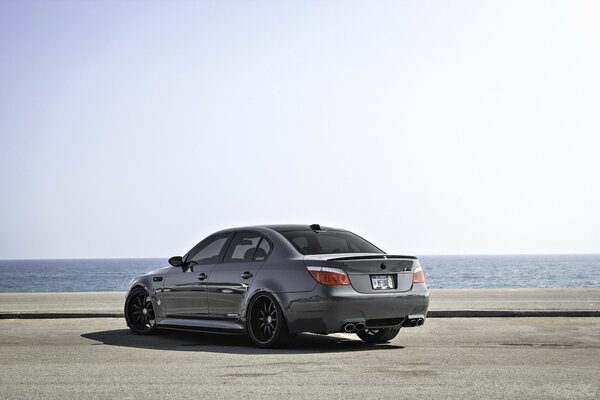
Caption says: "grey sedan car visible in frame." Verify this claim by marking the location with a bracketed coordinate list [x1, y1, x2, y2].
[125, 224, 429, 348]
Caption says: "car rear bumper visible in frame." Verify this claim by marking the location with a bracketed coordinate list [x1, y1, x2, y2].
[275, 282, 430, 334]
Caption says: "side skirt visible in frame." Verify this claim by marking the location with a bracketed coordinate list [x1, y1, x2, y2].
[156, 318, 246, 334]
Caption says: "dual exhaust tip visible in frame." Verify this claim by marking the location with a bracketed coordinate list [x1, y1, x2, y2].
[408, 318, 424, 327]
[342, 322, 365, 333]
[343, 317, 424, 332]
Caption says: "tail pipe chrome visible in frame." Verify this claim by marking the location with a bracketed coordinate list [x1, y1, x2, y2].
[342, 322, 366, 333]
[404, 314, 426, 328]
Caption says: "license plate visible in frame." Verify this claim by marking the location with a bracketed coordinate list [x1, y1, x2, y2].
[371, 275, 395, 290]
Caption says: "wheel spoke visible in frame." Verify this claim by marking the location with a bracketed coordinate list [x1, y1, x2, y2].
[127, 291, 157, 333]
[250, 296, 285, 344]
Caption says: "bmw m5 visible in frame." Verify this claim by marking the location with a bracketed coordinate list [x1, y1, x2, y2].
[125, 224, 429, 348]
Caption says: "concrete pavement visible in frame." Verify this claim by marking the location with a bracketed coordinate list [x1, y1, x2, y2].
[0, 317, 598, 399]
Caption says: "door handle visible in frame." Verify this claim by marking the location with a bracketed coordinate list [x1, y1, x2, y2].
[197, 273, 208, 280]
[241, 271, 253, 279]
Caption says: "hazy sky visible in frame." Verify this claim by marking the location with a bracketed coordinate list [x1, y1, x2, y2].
[1, 0, 599, 259]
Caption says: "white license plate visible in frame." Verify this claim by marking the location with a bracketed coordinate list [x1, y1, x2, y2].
[371, 275, 395, 290]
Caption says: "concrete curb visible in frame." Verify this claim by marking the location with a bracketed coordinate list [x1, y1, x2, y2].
[0, 312, 124, 319]
[427, 310, 600, 318]
[1, 310, 599, 320]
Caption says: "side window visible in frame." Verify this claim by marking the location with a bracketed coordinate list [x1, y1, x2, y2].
[187, 234, 229, 265]
[253, 237, 272, 261]
[222, 232, 262, 263]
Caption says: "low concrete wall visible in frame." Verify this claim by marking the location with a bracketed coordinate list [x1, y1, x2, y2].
[1, 288, 598, 318]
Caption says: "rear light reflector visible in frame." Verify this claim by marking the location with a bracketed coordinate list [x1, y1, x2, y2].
[306, 266, 350, 286]
[412, 265, 425, 283]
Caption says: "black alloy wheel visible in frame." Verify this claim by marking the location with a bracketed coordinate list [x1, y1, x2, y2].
[356, 327, 401, 343]
[247, 293, 292, 348]
[125, 287, 157, 335]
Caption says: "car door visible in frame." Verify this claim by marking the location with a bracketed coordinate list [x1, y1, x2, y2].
[206, 232, 272, 317]
[162, 233, 230, 318]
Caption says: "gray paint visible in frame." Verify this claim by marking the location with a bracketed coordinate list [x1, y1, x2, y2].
[126, 225, 429, 335]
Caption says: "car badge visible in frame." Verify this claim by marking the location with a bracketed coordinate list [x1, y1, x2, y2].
[380, 263, 387, 270]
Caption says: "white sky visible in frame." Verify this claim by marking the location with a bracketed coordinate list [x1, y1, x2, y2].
[1, 0, 599, 259]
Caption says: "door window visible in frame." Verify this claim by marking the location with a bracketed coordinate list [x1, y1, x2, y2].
[222, 232, 262, 263]
[253, 237, 272, 261]
[186, 234, 230, 265]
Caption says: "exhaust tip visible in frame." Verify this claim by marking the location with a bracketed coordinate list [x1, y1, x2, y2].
[410, 320, 417, 327]
[343, 323, 356, 333]
[355, 323, 365, 331]
[417, 318, 424, 326]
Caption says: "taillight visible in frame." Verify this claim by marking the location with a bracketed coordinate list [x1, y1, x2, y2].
[413, 265, 425, 283]
[306, 266, 350, 286]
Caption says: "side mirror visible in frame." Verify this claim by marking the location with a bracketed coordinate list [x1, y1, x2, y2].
[169, 256, 183, 267]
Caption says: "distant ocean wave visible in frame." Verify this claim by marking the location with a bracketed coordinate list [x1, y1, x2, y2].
[0, 254, 598, 292]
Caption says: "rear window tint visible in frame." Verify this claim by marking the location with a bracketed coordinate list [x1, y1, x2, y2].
[281, 230, 383, 255]
[253, 238, 272, 261]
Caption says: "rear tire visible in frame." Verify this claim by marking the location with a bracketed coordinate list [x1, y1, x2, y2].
[125, 287, 158, 335]
[356, 327, 401, 343]
[247, 293, 292, 348]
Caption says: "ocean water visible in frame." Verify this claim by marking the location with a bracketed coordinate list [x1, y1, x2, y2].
[0, 254, 598, 292]
[419, 254, 600, 289]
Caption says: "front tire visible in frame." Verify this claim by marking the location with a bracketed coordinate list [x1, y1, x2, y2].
[247, 293, 292, 348]
[125, 287, 158, 335]
[356, 327, 401, 343]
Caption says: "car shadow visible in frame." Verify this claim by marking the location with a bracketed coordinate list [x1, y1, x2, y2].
[81, 329, 404, 355]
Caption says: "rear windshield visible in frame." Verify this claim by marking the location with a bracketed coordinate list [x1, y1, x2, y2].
[281, 230, 384, 255]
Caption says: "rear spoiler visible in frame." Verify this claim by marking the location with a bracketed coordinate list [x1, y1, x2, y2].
[325, 254, 417, 261]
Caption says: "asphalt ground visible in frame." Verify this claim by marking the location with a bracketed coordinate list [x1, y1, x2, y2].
[1, 317, 598, 399]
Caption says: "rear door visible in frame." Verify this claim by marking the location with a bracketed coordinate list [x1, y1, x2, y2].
[162, 233, 230, 317]
[207, 232, 271, 317]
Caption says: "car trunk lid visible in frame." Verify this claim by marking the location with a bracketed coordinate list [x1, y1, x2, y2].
[303, 253, 417, 293]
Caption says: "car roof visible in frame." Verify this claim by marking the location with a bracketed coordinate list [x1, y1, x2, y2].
[262, 224, 343, 232]
[214, 224, 345, 234]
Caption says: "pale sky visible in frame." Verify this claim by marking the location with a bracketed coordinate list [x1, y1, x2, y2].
[1, 0, 599, 259]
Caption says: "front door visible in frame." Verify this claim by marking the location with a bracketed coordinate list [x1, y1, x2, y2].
[162, 233, 230, 318]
